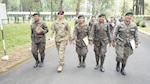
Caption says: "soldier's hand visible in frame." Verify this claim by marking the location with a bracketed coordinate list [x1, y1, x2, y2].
[135, 45, 138, 48]
[89, 41, 93, 46]
[36, 30, 42, 35]
[109, 43, 112, 47]
[49, 38, 54, 43]
[112, 43, 115, 47]
[72, 40, 76, 45]
[69, 40, 73, 44]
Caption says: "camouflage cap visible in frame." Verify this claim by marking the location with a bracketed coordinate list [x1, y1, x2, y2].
[98, 13, 105, 17]
[125, 12, 134, 16]
[32, 12, 40, 16]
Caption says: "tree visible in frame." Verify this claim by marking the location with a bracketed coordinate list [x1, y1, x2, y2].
[1, 0, 7, 9]
[133, 0, 144, 15]
[50, 0, 53, 20]
[76, 0, 81, 16]
[59, 0, 64, 10]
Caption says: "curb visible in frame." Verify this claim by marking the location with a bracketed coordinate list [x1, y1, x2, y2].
[0, 42, 55, 73]
[139, 29, 150, 37]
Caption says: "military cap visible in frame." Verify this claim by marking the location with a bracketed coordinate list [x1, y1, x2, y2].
[32, 12, 40, 16]
[57, 10, 64, 15]
[78, 15, 85, 19]
[98, 13, 105, 17]
[125, 12, 134, 16]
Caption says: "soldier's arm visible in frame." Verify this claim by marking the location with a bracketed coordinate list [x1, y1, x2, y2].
[134, 26, 140, 45]
[88, 23, 95, 41]
[113, 24, 119, 43]
[107, 24, 112, 43]
[49, 22, 55, 39]
[66, 22, 72, 41]
[87, 26, 90, 38]
[72, 26, 78, 40]
[42, 22, 49, 34]
[30, 25, 33, 38]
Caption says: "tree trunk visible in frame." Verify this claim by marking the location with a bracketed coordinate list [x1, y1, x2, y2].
[142, 0, 144, 15]
[135, 0, 139, 15]
[76, 0, 81, 16]
[1, 0, 7, 9]
[92, 0, 95, 15]
[50, 0, 53, 21]
[59, 0, 64, 10]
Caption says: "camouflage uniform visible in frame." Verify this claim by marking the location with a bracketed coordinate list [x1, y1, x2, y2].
[109, 18, 116, 34]
[113, 21, 139, 66]
[89, 21, 111, 70]
[50, 20, 71, 66]
[73, 23, 90, 68]
[89, 20, 96, 31]
[31, 21, 48, 67]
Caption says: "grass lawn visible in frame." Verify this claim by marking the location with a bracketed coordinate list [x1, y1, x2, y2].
[0, 20, 75, 57]
[138, 26, 150, 33]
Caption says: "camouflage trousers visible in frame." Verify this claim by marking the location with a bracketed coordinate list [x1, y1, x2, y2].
[55, 40, 68, 66]
[76, 40, 88, 56]
[94, 41, 107, 65]
[31, 42, 46, 61]
[115, 43, 133, 65]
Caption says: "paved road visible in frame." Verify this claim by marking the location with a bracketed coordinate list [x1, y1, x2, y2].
[145, 21, 150, 27]
[0, 33, 150, 84]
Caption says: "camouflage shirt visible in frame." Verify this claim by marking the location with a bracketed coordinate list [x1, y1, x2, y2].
[89, 21, 111, 44]
[113, 21, 139, 45]
[50, 20, 71, 42]
[31, 21, 48, 43]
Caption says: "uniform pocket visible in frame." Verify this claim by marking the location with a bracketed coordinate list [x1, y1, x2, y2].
[76, 40, 82, 47]
[119, 28, 125, 32]
[103, 39, 109, 44]
[130, 28, 135, 35]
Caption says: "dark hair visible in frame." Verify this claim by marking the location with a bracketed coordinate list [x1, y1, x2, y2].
[78, 15, 85, 19]
[32, 12, 40, 16]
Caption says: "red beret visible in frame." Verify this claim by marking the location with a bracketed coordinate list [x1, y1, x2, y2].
[57, 10, 64, 15]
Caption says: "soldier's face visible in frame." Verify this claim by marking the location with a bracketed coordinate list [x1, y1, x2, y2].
[58, 14, 64, 20]
[34, 15, 40, 22]
[99, 16, 105, 23]
[125, 14, 133, 22]
[92, 17, 96, 21]
[78, 17, 85, 24]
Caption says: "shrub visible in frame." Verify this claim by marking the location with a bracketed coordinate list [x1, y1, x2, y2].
[133, 17, 143, 26]
[140, 21, 146, 27]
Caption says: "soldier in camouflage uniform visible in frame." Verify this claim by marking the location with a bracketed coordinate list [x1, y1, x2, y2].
[31, 13, 49, 68]
[89, 13, 111, 72]
[112, 12, 139, 75]
[49, 10, 71, 72]
[89, 15, 96, 30]
[109, 17, 116, 34]
[72, 15, 90, 68]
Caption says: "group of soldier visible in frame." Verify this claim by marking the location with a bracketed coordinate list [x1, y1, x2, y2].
[30, 10, 139, 76]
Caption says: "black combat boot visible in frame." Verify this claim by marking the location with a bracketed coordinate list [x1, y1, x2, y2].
[33, 57, 40, 68]
[116, 62, 120, 72]
[82, 55, 86, 68]
[77, 62, 82, 68]
[77, 55, 82, 68]
[95, 64, 99, 69]
[82, 62, 86, 68]
[100, 65, 105, 72]
[94, 55, 99, 69]
[100, 56, 105, 72]
[39, 57, 44, 67]
[121, 64, 126, 75]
